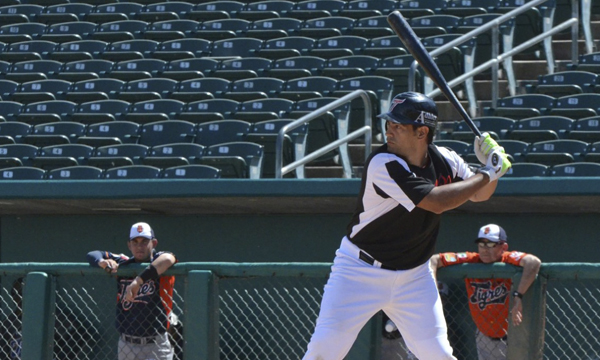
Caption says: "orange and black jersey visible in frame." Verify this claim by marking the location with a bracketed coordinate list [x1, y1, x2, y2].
[347, 143, 476, 270]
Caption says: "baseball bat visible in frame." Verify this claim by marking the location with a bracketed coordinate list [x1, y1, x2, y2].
[386, 10, 482, 137]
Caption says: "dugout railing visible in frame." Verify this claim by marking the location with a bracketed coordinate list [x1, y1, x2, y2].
[0, 262, 597, 360]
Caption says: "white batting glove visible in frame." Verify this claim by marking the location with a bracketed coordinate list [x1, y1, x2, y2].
[474, 132, 504, 165]
[478, 148, 511, 182]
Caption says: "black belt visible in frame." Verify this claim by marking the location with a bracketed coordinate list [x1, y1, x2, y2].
[121, 334, 157, 345]
[359, 251, 396, 271]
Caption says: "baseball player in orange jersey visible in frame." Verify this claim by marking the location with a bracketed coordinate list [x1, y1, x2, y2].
[430, 224, 542, 360]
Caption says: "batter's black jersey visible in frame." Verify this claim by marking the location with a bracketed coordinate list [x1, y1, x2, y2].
[347, 143, 475, 270]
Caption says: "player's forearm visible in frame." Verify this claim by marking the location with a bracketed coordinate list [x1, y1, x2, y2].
[517, 255, 542, 294]
[151, 253, 177, 275]
[469, 178, 497, 202]
[418, 173, 491, 214]
[86, 251, 106, 267]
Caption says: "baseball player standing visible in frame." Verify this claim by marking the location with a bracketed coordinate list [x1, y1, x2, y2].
[430, 224, 542, 360]
[86, 222, 177, 360]
[302, 91, 511, 360]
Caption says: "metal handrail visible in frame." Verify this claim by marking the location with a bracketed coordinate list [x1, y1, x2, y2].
[427, 18, 578, 99]
[275, 90, 372, 179]
[408, 0, 580, 108]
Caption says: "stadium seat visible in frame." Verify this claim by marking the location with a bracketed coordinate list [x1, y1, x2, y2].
[59, 59, 114, 83]
[90, 143, 149, 169]
[243, 0, 295, 17]
[119, 78, 178, 103]
[0, 40, 57, 63]
[549, 94, 600, 119]
[225, 78, 285, 102]
[41, 3, 94, 25]
[66, 78, 124, 103]
[7, 59, 62, 83]
[0, 80, 19, 101]
[289, 0, 345, 20]
[138, 2, 194, 22]
[585, 141, 600, 163]
[258, 36, 316, 60]
[85, 120, 140, 145]
[101, 39, 159, 62]
[528, 71, 598, 98]
[110, 58, 166, 82]
[180, 98, 240, 123]
[298, 16, 355, 39]
[236, 98, 295, 122]
[569, 116, 600, 143]
[247, 18, 300, 39]
[550, 162, 600, 177]
[525, 139, 588, 165]
[433, 140, 471, 158]
[148, 142, 206, 164]
[170, 77, 228, 103]
[0, 22, 47, 43]
[195, 119, 251, 147]
[0, 121, 31, 143]
[191, 1, 245, 19]
[349, 15, 393, 38]
[268, 55, 325, 80]
[0, 143, 38, 166]
[0, 4, 43, 23]
[34, 143, 94, 170]
[397, 0, 445, 18]
[280, 76, 338, 101]
[47, 165, 103, 180]
[0, 60, 10, 78]
[138, 120, 196, 147]
[18, 100, 77, 125]
[153, 38, 211, 62]
[43, 21, 96, 43]
[162, 164, 220, 179]
[11, 79, 72, 104]
[575, 52, 600, 74]
[409, 14, 460, 38]
[93, 20, 149, 43]
[31, 121, 86, 143]
[497, 139, 530, 163]
[363, 35, 408, 59]
[503, 162, 549, 177]
[199, 18, 251, 40]
[443, 0, 498, 16]
[451, 117, 517, 142]
[210, 38, 263, 59]
[162, 57, 218, 81]
[322, 55, 378, 80]
[104, 164, 161, 179]
[215, 57, 271, 81]
[0, 166, 45, 180]
[310, 35, 368, 59]
[51, 40, 109, 63]
[125, 98, 185, 124]
[507, 116, 574, 143]
[92, 2, 144, 22]
[345, 0, 396, 16]
[73, 99, 132, 125]
[490, 94, 555, 120]
[0, 101, 24, 122]
[199, 141, 264, 178]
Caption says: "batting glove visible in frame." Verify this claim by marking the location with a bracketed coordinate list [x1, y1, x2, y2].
[478, 148, 512, 182]
[474, 132, 504, 165]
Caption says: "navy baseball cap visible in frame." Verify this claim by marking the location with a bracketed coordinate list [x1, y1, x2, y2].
[377, 91, 438, 128]
[475, 224, 507, 243]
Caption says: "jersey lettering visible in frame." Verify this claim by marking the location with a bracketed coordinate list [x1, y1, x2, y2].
[469, 281, 509, 310]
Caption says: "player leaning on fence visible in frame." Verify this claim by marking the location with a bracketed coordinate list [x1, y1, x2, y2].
[430, 224, 542, 360]
[86, 222, 177, 360]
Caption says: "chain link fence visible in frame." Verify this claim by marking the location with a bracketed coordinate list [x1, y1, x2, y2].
[0, 264, 599, 360]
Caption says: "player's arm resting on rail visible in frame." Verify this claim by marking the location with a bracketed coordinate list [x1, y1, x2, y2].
[87, 250, 122, 273]
[511, 254, 542, 326]
[124, 253, 177, 302]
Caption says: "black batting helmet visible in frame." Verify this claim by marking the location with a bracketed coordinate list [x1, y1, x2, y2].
[377, 92, 438, 129]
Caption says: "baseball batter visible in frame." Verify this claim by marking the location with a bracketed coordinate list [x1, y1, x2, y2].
[87, 222, 177, 360]
[430, 224, 542, 360]
[302, 92, 511, 360]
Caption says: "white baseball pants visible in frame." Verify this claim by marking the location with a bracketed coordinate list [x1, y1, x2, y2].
[303, 237, 456, 360]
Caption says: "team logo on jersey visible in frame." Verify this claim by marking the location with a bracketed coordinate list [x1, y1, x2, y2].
[469, 281, 509, 310]
[119, 279, 157, 311]
[444, 254, 456, 262]
[435, 175, 452, 186]
[457, 253, 467, 259]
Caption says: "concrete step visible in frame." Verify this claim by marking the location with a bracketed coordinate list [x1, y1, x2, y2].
[552, 39, 591, 60]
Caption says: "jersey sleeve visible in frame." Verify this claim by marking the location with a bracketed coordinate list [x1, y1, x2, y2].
[435, 145, 477, 180]
[153, 251, 178, 264]
[370, 153, 435, 212]
[86, 250, 129, 267]
[501, 251, 527, 266]
[439, 251, 480, 266]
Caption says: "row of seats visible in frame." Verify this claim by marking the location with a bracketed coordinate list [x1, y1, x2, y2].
[443, 115, 600, 143]
[500, 162, 600, 177]
[435, 139, 600, 167]
[485, 93, 600, 120]
[0, 0, 529, 25]
[0, 140, 271, 179]
[0, 74, 393, 105]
